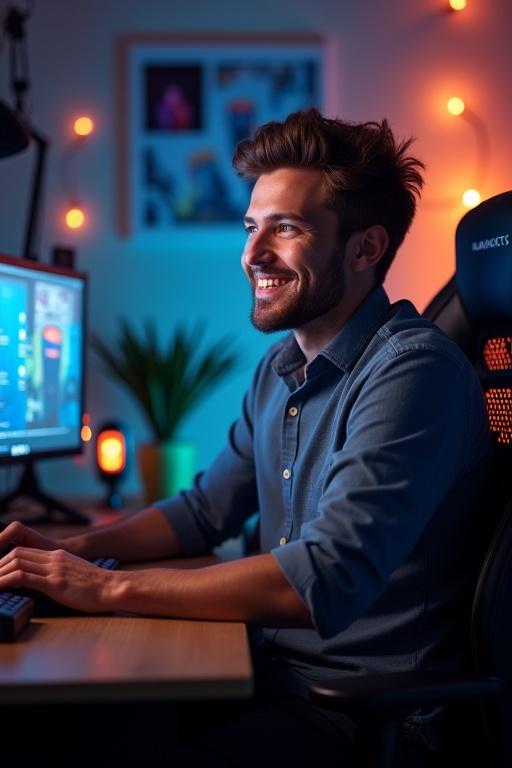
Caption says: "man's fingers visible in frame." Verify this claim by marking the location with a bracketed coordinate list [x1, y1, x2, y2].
[0, 546, 50, 565]
[0, 554, 48, 578]
[0, 568, 47, 593]
[14, 571, 48, 592]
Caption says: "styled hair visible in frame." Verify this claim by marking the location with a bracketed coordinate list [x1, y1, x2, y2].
[232, 108, 425, 283]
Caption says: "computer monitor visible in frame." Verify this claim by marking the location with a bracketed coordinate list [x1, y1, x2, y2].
[0, 253, 88, 523]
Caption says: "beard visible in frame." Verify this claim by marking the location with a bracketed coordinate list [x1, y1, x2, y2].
[250, 247, 346, 333]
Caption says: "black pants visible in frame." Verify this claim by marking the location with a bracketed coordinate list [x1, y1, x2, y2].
[1, 695, 440, 768]
[174, 694, 440, 768]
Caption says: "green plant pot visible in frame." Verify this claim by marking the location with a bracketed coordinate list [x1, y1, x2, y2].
[137, 440, 196, 505]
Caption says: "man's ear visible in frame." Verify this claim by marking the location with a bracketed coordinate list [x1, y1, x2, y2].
[349, 226, 389, 273]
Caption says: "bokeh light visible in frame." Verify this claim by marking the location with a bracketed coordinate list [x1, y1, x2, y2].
[462, 189, 481, 209]
[447, 96, 465, 116]
[65, 207, 85, 229]
[449, 0, 466, 10]
[74, 116, 94, 137]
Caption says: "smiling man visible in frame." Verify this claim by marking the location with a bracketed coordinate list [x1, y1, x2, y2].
[0, 109, 491, 767]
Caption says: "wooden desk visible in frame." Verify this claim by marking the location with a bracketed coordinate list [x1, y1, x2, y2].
[0, 511, 253, 705]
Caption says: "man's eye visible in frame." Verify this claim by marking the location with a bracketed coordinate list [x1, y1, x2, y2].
[244, 225, 256, 236]
[278, 223, 295, 233]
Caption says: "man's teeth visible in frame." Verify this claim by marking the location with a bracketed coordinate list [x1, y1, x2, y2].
[257, 278, 289, 288]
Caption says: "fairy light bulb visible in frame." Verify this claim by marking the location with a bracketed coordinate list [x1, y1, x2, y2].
[65, 207, 85, 229]
[449, 0, 466, 10]
[74, 116, 94, 137]
[447, 97, 465, 116]
[462, 189, 481, 209]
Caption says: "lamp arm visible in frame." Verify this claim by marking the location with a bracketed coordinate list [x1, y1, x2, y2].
[22, 125, 49, 261]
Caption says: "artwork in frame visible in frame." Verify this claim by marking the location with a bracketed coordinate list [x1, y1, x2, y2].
[117, 34, 325, 237]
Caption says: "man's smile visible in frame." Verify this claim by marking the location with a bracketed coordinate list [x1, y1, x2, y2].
[255, 278, 294, 299]
[253, 272, 295, 299]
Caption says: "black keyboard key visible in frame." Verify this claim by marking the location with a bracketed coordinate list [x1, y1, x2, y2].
[0, 591, 34, 641]
[91, 556, 119, 570]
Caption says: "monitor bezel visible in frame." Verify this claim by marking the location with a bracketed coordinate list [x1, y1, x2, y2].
[0, 252, 88, 465]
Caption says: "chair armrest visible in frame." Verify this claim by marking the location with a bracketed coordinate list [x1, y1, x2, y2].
[310, 671, 500, 714]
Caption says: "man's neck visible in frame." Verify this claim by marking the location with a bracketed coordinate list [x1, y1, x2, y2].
[293, 286, 373, 364]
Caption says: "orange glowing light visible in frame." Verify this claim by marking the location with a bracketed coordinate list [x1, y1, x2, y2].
[66, 207, 85, 229]
[462, 189, 481, 209]
[447, 96, 465, 116]
[485, 388, 512, 444]
[74, 116, 94, 136]
[97, 430, 126, 474]
[449, 0, 466, 10]
[81, 425, 93, 442]
[483, 337, 512, 372]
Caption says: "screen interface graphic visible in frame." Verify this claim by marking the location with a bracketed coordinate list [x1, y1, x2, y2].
[0, 260, 84, 460]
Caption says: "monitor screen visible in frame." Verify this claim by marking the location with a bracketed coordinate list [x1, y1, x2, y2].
[0, 253, 86, 463]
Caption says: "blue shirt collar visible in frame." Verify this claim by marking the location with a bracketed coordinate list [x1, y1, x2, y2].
[272, 285, 392, 378]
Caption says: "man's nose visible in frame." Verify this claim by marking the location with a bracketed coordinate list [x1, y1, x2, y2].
[243, 229, 275, 267]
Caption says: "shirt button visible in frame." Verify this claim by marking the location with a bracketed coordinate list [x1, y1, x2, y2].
[288, 406, 298, 417]
[279, 537, 287, 546]
[282, 468, 291, 479]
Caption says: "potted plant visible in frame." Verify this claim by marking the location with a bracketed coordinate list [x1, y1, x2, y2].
[91, 321, 238, 504]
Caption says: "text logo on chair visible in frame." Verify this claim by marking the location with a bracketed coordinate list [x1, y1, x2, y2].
[472, 234, 510, 251]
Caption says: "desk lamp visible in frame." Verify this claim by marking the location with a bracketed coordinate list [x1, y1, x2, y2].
[95, 422, 128, 509]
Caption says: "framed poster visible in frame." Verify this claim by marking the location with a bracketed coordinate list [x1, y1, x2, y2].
[116, 34, 324, 237]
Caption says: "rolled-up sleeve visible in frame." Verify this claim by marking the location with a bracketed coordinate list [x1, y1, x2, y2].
[272, 348, 476, 639]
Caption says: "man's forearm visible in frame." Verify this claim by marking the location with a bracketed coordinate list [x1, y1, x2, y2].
[111, 552, 313, 627]
[61, 506, 182, 562]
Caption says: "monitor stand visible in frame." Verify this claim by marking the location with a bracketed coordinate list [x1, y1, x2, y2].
[0, 461, 88, 524]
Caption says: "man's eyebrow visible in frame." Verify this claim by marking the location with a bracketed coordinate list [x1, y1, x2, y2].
[243, 212, 309, 224]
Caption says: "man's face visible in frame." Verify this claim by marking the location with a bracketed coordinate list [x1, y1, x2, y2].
[242, 167, 346, 333]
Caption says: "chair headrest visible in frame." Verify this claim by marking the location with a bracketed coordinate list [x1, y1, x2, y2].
[456, 191, 512, 325]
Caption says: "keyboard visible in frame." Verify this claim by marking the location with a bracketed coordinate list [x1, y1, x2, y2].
[0, 591, 34, 641]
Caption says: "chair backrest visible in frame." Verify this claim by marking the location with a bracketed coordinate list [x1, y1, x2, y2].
[426, 190, 512, 767]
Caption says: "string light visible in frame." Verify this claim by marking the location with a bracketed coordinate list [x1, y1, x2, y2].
[80, 413, 92, 443]
[447, 96, 465, 116]
[73, 116, 94, 137]
[462, 189, 481, 208]
[62, 114, 94, 231]
[65, 206, 85, 229]
[449, 0, 466, 10]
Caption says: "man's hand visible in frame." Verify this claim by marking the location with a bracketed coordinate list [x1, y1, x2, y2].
[0, 546, 118, 613]
[0, 520, 62, 556]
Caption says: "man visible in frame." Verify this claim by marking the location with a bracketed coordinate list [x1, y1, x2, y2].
[0, 110, 490, 766]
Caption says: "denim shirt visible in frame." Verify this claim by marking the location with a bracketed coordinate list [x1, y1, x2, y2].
[157, 286, 491, 694]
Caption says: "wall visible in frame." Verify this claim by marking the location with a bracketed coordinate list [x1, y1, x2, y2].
[1, 0, 510, 499]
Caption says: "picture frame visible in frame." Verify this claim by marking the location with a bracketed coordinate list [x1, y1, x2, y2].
[116, 34, 325, 238]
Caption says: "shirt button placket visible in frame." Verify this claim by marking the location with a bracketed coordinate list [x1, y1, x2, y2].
[281, 399, 300, 544]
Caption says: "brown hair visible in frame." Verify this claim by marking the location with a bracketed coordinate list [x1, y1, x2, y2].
[232, 108, 425, 283]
